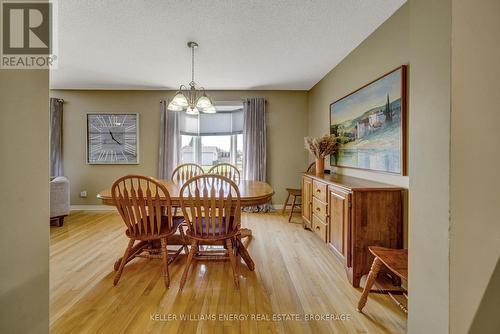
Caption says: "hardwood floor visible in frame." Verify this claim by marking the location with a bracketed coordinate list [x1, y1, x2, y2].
[50, 211, 406, 334]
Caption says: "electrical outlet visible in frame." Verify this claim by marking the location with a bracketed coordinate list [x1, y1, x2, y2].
[80, 190, 87, 198]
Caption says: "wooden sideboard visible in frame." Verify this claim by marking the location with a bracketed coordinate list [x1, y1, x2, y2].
[302, 172, 404, 288]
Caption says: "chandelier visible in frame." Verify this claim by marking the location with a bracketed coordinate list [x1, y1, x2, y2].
[167, 41, 215, 114]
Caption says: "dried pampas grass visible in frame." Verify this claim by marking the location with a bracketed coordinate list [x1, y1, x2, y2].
[304, 134, 337, 158]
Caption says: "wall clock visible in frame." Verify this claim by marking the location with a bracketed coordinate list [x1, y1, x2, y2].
[87, 113, 139, 164]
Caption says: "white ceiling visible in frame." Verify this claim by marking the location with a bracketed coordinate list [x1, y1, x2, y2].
[49, 0, 406, 90]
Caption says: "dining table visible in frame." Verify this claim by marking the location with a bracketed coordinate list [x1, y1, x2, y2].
[97, 179, 274, 271]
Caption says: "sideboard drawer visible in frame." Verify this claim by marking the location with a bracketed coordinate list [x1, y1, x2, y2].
[312, 180, 328, 202]
[312, 214, 328, 242]
[312, 197, 327, 219]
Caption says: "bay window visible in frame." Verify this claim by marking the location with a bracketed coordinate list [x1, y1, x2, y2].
[179, 102, 244, 173]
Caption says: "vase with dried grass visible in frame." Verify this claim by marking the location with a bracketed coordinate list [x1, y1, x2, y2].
[304, 134, 338, 176]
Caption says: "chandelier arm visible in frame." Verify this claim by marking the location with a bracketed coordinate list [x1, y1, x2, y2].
[170, 41, 215, 114]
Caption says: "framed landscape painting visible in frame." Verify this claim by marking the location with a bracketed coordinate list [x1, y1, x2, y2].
[330, 65, 407, 175]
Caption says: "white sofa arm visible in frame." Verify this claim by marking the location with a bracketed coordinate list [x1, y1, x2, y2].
[50, 176, 70, 218]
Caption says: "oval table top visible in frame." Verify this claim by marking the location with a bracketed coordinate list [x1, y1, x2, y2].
[97, 179, 274, 207]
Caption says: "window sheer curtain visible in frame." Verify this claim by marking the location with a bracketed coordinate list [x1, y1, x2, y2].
[158, 100, 181, 179]
[50, 98, 63, 177]
[243, 97, 273, 212]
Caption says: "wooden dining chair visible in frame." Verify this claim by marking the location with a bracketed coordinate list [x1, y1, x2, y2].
[171, 163, 204, 184]
[171, 163, 204, 216]
[282, 162, 316, 222]
[111, 175, 186, 288]
[357, 246, 408, 313]
[208, 163, 240, 184]
[178, 174, 252, 290]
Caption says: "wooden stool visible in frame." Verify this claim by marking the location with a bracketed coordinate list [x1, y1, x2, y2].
[282, 162, 316, 223]
[282, 188, 302, 222]
[357, 246, 408, 313]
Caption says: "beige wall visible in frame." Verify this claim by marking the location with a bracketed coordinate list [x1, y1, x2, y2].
[0, 71, 49, 333]
[307, 5, 410, 244]
[307, 3, 410, 188]
[407, 0, 451, 333]
[450, 0, 500, 333]
[307, 1, 452, 333]
[49, 90, 308, 206]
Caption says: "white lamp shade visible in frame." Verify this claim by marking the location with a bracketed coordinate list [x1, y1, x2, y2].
[202, 105, 216, 114]
[172, 92, 188, 107]
[167, 101, 183, 111]
[196, 95, 212, 109]
[186, 106, 199, 115]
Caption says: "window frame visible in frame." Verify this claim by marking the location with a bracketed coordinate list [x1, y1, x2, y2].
[180, 133, 243, 172]
[179, 101, 244, 172]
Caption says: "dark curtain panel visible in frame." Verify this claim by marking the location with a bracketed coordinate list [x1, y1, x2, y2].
[158, 100, 181, 179]
[243, 98, 273, 212]
[50, 98, 63, 177]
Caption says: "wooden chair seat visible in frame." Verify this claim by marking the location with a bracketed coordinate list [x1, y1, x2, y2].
[187, 217, 236, 240]
[357, 246, 408, 313]
[125, 216, 185, 240]
[369, 246, 408, 281]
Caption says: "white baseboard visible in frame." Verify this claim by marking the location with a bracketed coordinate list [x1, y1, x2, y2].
[70, 205, 116, 211]
[272, 204, 284, 210]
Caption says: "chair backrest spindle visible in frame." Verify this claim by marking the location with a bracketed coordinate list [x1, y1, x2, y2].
[208, 163, 240, 185]
[171, 163, 204, 184]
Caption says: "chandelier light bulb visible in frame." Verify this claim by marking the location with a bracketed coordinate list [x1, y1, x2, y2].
[186, 106, 199, 115]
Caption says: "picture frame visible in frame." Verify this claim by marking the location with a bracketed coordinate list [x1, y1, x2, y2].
[330, 65, 407, 175]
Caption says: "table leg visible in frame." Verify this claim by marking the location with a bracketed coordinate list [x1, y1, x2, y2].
[357, 257, 383, 312]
